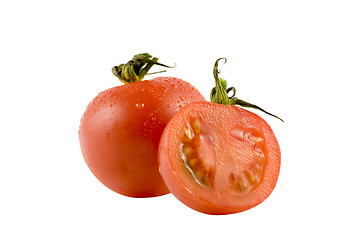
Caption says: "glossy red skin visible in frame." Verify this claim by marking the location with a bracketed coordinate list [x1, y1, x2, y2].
[158, 101, 281, 214]
[79, 77, 205, 198]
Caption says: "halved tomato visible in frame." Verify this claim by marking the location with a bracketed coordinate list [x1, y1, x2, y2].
[158, 58, 281, 214]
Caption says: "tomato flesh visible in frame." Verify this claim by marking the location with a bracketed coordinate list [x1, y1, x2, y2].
[79, 77, 205, 198]
[158, 101, 281, 214]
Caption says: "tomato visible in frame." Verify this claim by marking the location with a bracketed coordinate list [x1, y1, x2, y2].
[158, 102, 280, 214]
[79, 54, 205, 198]
[158, 58, 282, 214]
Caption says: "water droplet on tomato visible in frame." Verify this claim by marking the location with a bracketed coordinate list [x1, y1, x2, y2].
[135, 103, 145, 109]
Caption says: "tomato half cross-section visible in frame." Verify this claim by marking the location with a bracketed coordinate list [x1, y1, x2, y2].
[79, 54, 205, 198]
[158, 58, 282, 214]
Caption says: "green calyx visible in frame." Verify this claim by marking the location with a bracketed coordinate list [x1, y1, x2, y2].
[112, 53, 175, 84]
[210, 58, 284, 122]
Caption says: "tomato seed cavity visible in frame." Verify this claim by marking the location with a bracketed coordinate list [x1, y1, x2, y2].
[181, 119, 216, 187]
[229, 126, 266, 193]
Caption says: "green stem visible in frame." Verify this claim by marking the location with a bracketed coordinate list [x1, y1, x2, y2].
[112, 53, 175, 84]
[212, 58, 230, 105]
[210, 58, 284, 122]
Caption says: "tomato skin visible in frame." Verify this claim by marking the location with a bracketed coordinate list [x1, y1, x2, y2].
[79, 77, 205, 198]
[158, 101, 281, 214]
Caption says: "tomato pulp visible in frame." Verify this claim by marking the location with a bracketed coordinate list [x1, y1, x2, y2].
[158, 101, 281, 214]
[79, 77, 205, 197]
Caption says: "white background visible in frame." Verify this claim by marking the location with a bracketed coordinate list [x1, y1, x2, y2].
[1, 0, 359, 239]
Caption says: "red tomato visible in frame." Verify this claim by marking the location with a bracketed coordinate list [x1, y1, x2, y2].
[158, 58, 281, 214]
[79, 54, 205, 198]
[158, 102, 280, 214]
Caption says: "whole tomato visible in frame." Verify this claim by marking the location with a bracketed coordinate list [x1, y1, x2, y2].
[79, 54, 205, 197]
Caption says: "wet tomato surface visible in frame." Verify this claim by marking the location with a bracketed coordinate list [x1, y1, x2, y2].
[79, 76, 205, 197]
[158, 101, 281, 214]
